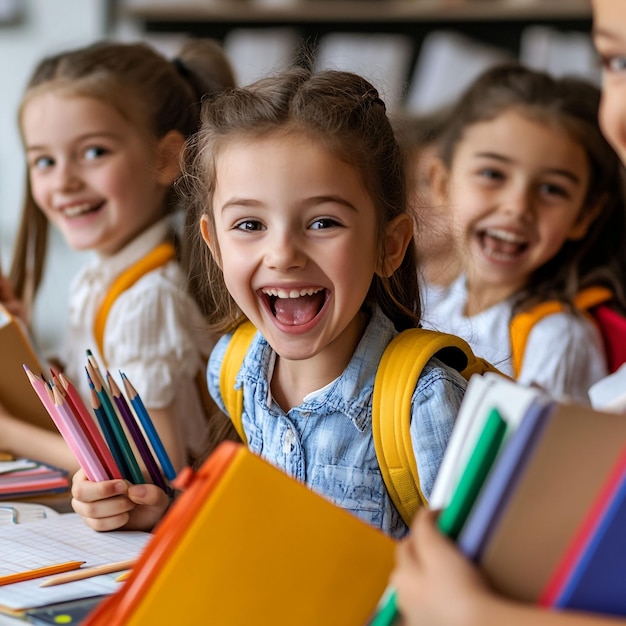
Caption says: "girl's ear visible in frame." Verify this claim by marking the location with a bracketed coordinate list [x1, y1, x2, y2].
[428, 156, 450, 207]
[376, 213, 414, 277]
[568, 195, 606, 241]
[200, 214, 222, 269]
[156, 130, 186, 186]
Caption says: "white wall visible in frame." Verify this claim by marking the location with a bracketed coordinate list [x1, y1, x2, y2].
[0, 0, 108, 355]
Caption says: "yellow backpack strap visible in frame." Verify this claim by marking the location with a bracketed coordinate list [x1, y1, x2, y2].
[219, 321, 257, 444]
[372, 328, 479, 526]
[573, 285, 613, 311]
[93, 242, 176, 362]
[509, 301, 564, 379]
[509, 286, 614, 378]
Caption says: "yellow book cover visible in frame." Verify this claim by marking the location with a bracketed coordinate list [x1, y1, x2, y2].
[85, 442, 396, 626]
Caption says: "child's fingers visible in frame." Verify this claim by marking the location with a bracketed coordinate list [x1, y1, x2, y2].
[124, 483, 172, 531]
[71, 470, 128, 502]
[127, 483, 169, 508]
[71, 493, 136, 532]
[71, 472, 135, 531]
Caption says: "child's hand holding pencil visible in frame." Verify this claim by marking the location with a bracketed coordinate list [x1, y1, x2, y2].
[26, 350, 180, 533]
[71, 469, 173, 533]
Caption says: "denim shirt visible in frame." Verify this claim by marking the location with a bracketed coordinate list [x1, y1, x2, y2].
[208, 306, 466, 538]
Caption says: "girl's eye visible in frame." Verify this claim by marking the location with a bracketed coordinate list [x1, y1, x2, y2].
[478, 168, 504, 181]
[83, 146, 108, 160]
[602, 55, 626, 74]
[310, 217, 340, 230]
[539, 182, 569, 199]
[32, 156, 54, 170]
[234, 219, 264, 232]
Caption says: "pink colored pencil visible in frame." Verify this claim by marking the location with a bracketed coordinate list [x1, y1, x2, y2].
[58, 372, 122, 480]
[51, 385, 109, 482]
[24, 367, 108, 482]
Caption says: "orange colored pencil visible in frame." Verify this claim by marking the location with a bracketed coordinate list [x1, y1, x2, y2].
[0, 560, 85, 586]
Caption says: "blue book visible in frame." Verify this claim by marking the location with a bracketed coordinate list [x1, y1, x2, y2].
[457, 399, 555, 561]
[552, 453, 626, 615]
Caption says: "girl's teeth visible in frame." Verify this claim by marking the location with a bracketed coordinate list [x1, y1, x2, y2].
[263, 287, 323, 298]
[63, 204, 92, 217]
[484, 228, 526, 244]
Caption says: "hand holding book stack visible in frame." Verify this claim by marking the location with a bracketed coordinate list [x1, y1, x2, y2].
[371, 373, 626, 623]
[24, 350, 176, 491]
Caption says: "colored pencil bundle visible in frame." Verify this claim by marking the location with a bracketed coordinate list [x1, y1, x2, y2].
[24, 351, 175, 490]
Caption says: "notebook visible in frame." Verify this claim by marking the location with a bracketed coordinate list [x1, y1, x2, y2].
[0, 513, 150, 613]
[0, 304, 55, 431]
[429, 373, 545, 511]
[0, 458, 69, 500]
[457, 398, 555, 561]
[437, 407, 508, 541]
[477, 402, 626, 602]
[84, 442, 396, 626]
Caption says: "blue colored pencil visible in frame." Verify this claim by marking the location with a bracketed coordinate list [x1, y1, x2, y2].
[107, 372, 168, 491]
[120, 371, 177, 481]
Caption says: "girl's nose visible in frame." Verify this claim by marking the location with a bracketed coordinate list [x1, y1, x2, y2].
[264, 232, 306, 271]
[53, 160, 82, 192]
[502, 186, 533, 220]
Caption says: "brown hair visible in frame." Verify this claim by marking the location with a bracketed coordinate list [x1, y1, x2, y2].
[11, 38, 236, 311]
[437, 62, 626, 313]
[182, 65, 420, 334]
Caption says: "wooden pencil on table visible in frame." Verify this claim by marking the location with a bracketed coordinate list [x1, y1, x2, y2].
[39, 558, 137, 588]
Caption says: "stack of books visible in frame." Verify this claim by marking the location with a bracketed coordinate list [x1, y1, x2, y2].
[0, 457, 69, 499]
[432, 373, 626, 617]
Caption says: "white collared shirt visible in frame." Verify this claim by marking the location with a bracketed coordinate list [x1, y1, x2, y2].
[421, 275, 608, 405]
[62, 218, 212, 460]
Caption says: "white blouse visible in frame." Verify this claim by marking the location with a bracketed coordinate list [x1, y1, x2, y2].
[62, 218, 212, 460]
[421, 275, 608, 405]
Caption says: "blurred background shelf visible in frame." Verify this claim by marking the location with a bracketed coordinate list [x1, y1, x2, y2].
[120, 0, 592, 23]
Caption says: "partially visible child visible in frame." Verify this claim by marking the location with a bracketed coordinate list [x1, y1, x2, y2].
[422, 63, 626, 404]
[1, 39, 238, 473]
[389, 3, 626, 621]
[71, 66, 467, 537]
[393, 108, 462, 291]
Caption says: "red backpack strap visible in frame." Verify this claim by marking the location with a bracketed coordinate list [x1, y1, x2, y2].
[575, 286, 625, 373]
[93, 242, 176, 363]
